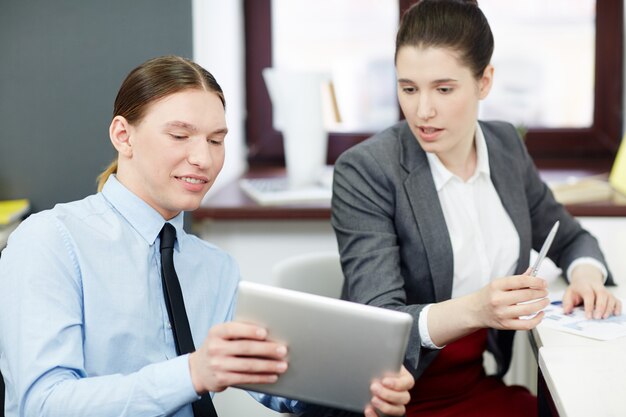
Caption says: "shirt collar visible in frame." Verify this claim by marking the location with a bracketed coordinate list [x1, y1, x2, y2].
[101, 175, 185, 248]
[426, 122, 491, 191]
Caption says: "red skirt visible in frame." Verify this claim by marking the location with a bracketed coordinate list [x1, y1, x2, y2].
[407, 329, 537, 417]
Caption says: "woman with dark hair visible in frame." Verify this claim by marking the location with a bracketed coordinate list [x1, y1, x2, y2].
[331, 1, 621, 415]
[0, 55, 413, 417]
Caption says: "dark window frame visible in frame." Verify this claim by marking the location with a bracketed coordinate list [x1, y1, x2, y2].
[244, 0, 623, 167]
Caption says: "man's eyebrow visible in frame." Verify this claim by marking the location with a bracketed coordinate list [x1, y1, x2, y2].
[212, 127, 229, 136]
[163, 121, 198, 132]
[163, 121, 228, 136]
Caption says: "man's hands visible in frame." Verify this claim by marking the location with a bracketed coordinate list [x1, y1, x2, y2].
[188, 322, 288, 394]
[563, 264, 622, 319]
[365, 366, 414, 417]
[188, 321, 414, 414]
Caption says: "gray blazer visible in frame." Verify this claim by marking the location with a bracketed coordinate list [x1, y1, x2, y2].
[331, 120, 613, 379]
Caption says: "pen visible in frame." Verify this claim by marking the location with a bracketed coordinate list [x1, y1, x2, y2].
[530, 221, 560, 277]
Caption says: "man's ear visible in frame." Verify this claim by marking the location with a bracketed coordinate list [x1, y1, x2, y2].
[109, 116, 133, 157]
[478, 64, 494, 100]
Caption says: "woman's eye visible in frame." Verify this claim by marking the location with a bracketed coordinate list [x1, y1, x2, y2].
[438, 87, 453, 94]
[401, 86, 416, 94]
[170, 134, 187, 140]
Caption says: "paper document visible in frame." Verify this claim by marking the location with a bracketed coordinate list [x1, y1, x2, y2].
[539, 294, 626, 341]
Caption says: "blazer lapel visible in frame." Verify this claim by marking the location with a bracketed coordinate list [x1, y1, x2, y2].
[399, 123, 454, 301]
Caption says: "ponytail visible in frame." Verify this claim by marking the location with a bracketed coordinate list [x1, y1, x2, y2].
[97, 160, 118, 192]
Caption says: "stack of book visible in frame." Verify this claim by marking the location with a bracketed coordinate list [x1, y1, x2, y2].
[548, 176, 614, 205]
[609, 134, 626, 197]
[0, 199, 30, 250]
[549, 134, 626, 206]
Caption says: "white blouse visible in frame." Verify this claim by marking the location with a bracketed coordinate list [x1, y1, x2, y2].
[417, 124, 606, 349]
[418, 124, 520, 348]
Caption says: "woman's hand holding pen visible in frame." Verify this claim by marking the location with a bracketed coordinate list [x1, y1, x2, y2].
[428, 271, 550, 346]
[469, 272, 550, 331]
[563, 264, 622, 319]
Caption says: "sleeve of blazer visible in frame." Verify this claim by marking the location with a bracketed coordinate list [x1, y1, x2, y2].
[504, 123, 614, 285]
[331, 131, 438, 376]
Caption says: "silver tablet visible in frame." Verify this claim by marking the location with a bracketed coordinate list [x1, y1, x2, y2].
[233, 281, 413, 412]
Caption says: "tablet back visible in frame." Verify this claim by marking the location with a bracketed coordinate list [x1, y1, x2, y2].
[233, 281, 413, 412]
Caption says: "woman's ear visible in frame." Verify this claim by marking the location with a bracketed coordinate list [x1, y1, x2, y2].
[478, 64, 494, 99]
[109, 116, 133, 157]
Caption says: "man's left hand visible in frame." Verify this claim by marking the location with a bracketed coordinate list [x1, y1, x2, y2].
[364, 365, 414, 417]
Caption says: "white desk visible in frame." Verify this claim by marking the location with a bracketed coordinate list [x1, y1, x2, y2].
[538, 345, 626, 417]
[533, 285, 626, 417]
[531, 217, 626, 417]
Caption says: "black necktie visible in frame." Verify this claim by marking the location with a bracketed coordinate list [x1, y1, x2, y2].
[160, 223, 218, 417]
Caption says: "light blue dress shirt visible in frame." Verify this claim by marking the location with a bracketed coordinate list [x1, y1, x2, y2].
[0, 175, 308, 417]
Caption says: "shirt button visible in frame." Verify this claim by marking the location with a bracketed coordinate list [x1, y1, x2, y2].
[166, 322, 172, 329]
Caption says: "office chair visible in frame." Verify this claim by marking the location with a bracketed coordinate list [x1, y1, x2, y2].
[271, 251, 344, 299]
[270, 251, 344, 416]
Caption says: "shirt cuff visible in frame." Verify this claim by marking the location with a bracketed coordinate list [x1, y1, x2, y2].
[418, 304, 444, 350]
[566, 257, 608, 284]
[150, 354, 200, 410]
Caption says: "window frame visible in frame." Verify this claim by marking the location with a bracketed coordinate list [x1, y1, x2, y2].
[244, 0, 623, 167]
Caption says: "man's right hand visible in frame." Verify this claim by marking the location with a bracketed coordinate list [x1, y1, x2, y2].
[188, 322, 288, 394]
